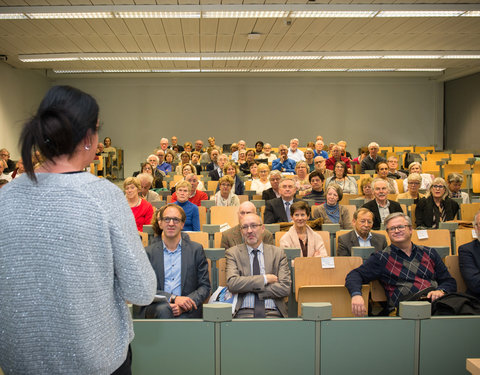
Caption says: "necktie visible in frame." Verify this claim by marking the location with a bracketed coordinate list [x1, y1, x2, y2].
[285, 201, 291, 222]
[252, 250, 265, 318]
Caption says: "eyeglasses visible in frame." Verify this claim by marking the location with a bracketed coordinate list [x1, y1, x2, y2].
[432, 185, 445, 189]
[240, 224, 262, 231]
[162, 217, 182, 224]
[358, 219, 373, 225]
[386, 225, 411, 233]
[408, 182, 420, 185]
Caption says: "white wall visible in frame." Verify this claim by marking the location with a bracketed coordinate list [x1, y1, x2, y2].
[53, 76, 444, 176]
[0, 63, 50, 160]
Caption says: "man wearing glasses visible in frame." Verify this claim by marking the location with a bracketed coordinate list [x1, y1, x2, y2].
[346, 212, 456, 316]
[137, 204, 211, 319]
[221, 201, 274, 250]
[226, 213, 291, 318]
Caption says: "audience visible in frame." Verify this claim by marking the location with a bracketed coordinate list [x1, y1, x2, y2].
[447, 173, 470, 204]
[287, 138, 305, 162]
[386, 156, 407, 179]
[0, 148, 15, 173]
[211, 176, 240, 206]
[337, 208, 388, 256]
[280, 201, 328, 257]
[272, 144, 296, 174]
[326, 144, 352, 174]
[209, 153, 228, 181]
[325, 160, 358, 194]
[293, 160, 312, 196]
[136, 204, 210, 319]
[251, 163, 271, 194]
[0, 160, 12, 182]
[173, 181, 200, 231]
[231, 140, 246, 162]
[360, 142, 385, 173]
[124, 177, 154, 232]
[415, 177, 459, 229]
[397, 173, 424, 203]
[171, 173, 208, 207]
[403, 162, 434, 191]
[258, 143, 277, 163]
[360, 177, 374, 202]
[137, 173, 161, 203]
[312, 184, 352, 229]
[346, 212, 456, 316]
[221, 161, 245, 195]
[303, 171, 326, 204]
[221, 201, 274, 249]
[375, 161, 399, 194]
[226, 213, 291, 318]
[262, 170, 282, 201]
[362, 178, 403, 230]
[264, 178, 300, 224]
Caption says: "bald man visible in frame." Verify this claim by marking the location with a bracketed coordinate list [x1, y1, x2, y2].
[220, 201, 274, 250]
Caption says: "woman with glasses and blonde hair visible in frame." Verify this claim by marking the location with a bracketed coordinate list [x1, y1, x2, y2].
[251, 163, 271, 195]
[403, 162, 434, 192]
[415, 177, 459, 228]
[397, 173, 425, 203]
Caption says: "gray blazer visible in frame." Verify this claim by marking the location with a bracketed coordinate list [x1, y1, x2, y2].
[337, 230, 388, 256]
[142, 233, 211, 318]
[221, 225, 274, 250]
[225, 243, 291, 317]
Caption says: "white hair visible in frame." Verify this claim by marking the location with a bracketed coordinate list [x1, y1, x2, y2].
[368, 142, 380, 149]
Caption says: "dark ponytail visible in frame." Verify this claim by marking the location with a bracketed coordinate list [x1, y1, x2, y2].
[19, 86, 99, 182]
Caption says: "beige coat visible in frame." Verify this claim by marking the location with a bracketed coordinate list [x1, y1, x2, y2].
[280, 225, 328, 257]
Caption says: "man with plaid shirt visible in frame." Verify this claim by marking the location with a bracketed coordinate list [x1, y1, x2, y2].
[345, 212, 456, 316]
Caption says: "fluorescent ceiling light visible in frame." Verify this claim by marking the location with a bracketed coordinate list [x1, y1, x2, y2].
[462, 11, 480, 17]
[377, 11, 464, 17]
[202, 11, 288, 18]
[383, 55, 441, 59]
[323, 55, 382, 60]
[0, 13, 27, 19]
[81, 57, 139, 61]
[103, 69, 150, 73]
[20, 57, 79, 62]
[290, 11, 376, 18]
[202, 69, 250, 72]
[442, 55, 480, 59]
[27, 12, 113, 19]
[250, 69, 298, 72]
[263, 56, 322, 60]
[201, 56, 259, 61]
[115, 11, 200, 18]
[396, 68, 444, 72]
[347, 68, 395, 72]
[300, 69, 347, 72]
[141, 56, 200, 61]
[54, 70, 102, 73]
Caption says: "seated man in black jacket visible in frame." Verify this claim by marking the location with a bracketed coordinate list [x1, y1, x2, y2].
[362, 178, 403, 230]
[459, 210, 480, 299]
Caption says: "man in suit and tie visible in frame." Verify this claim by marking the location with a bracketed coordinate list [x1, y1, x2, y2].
[208, 153, 228, 181]
[362, 178, 403, 230]
[138, 204, 211, 319]
[221, 201, 275, 250]
[226, 213, 291, 318]
[261, 170, 282, 201]
[337, 208, 388, 256]
[264, 178, 300, 224]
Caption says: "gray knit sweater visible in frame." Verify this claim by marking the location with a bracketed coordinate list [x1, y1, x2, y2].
[0, 172, 156, 374]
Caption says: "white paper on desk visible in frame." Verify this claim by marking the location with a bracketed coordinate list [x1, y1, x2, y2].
[219, 223, 231, 232]
[473, 229, 478, 239]
[417, 230, 429, 240]
[321, 257, 335, 269]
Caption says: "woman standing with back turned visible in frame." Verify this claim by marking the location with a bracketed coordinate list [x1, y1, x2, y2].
[0, 86, 156, 375]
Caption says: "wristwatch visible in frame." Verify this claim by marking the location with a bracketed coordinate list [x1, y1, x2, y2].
[170, 295, 177, 303]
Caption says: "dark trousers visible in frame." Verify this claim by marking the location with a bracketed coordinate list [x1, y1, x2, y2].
[112, 345, 132, 375]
